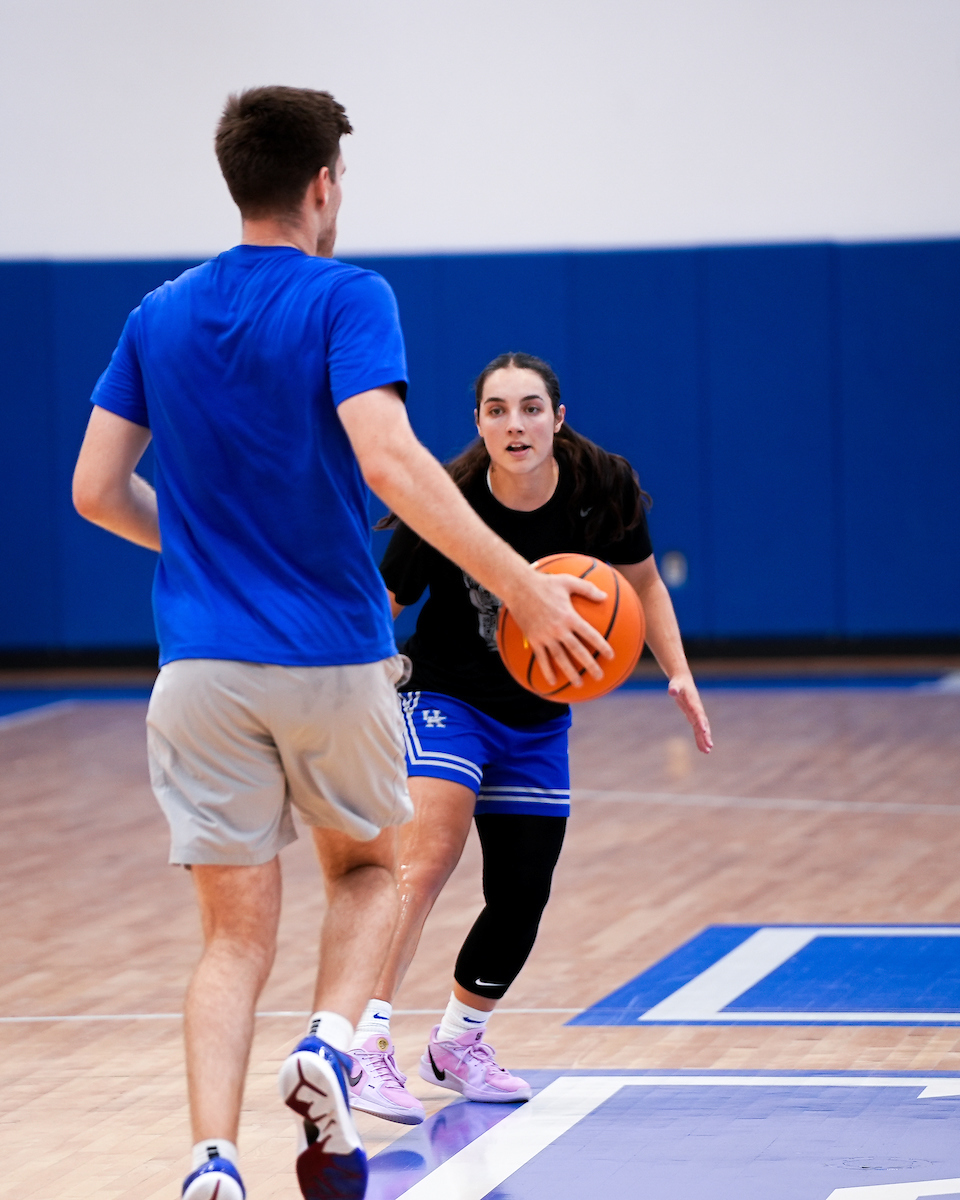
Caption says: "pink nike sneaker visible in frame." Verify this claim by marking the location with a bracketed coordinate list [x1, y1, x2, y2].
[348, 1034, 425, 1125]
[418, 1026, 532, 1103]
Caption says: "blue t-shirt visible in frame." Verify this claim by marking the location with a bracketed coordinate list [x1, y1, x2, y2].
[91, 244, 407, 668]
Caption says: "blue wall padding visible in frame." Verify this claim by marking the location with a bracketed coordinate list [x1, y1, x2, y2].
[1, 242, 958, 651]
[704, 245, 837, 635]
[839, 242, 960, 633]
[0, 261, 194, 648]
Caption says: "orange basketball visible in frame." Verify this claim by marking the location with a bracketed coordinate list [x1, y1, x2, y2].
[496, 552, 645, 702]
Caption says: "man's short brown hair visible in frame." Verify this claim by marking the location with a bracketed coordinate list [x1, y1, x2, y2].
[215, 86, 353, 218]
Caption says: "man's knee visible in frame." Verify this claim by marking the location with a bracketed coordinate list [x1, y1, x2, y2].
[312, 825, 398, 882]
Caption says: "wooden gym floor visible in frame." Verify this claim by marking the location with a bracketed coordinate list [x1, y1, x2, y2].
[1, 667, 959, 1197]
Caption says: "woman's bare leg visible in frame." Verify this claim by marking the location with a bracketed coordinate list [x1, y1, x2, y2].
[371, 776, 476, 1002]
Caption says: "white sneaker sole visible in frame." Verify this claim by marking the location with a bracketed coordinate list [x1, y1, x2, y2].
[350, 1091, 425, 1125]
[279, 1048, 363, 1156]
[418, 1055, 532, 1103]
[182, 1171, 244, 1200]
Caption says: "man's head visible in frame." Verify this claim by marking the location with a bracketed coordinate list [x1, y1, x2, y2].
[215, 87, 352, 231]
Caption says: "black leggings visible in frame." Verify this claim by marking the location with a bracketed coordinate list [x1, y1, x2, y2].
[453, 813, 567, 1002]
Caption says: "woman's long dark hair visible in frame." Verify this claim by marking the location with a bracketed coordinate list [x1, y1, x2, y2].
[376, 351, 650, 544]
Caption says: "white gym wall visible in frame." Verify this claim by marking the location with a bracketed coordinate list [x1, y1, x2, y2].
[1, 0, 958, 259]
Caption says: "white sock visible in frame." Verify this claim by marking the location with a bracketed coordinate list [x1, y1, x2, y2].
[351, 999, 393, 1049]
[307, 1010, 354, 1053]
[438, 992, 491, 1042]
[191, 1139, 238, 1171]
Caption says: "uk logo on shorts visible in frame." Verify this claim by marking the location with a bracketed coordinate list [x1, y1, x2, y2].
[422, 709, 446, 728]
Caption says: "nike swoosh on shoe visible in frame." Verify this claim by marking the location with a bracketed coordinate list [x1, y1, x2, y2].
[428, 1048, 446, 1081]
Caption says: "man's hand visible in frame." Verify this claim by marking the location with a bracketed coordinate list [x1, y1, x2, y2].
[667, 670, 713, 753]
[503, 569, 614, 688]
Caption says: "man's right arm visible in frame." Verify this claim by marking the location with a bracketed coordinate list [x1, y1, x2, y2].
[338, 386, 612, 687]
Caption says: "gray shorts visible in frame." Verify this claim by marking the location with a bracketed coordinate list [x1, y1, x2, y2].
[146, 657, 413, 866]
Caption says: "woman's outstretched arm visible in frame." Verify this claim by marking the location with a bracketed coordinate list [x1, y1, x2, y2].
[618, 557, 713, 754]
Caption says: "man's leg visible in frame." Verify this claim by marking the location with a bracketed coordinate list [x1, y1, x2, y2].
[185, 858, 281, 1142]
[275, 826, 400, 1198]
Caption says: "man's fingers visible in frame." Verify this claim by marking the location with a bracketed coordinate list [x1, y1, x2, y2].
[530, 637, 596, 687]
[531, 645, 558, 687]
[564, 575, 608, 604]
[565, 611, 614, 661]
[544, 641, 585, 687]
[559, 629, 606, 679]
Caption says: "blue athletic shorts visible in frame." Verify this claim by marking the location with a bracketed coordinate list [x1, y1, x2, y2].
[398, 691, 572, 817]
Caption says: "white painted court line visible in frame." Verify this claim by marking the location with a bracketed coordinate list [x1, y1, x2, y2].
[0, 700, 78, 732]
[0, 1008, 580, 1024]
[638, 926, 960, 1024]
[573, 789, 960, 815]
[640, 927, 816, 1021]
[828, 1180, 960, 1199]
[393, 1075, 960, 1200]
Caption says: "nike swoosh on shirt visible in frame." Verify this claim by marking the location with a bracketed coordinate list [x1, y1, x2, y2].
[580, 507, 592, 517]
[427, 1048, 446, 1081]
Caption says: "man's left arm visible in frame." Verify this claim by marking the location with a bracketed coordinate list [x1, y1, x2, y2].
[73, 406, 160, 552]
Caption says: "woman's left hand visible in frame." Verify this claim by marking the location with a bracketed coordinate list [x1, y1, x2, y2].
[667, 671, 713, 753]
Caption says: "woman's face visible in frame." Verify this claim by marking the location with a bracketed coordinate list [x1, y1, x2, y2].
[476, 366, 565, 477]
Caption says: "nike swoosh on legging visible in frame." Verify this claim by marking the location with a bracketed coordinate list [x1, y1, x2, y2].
[474, 980, 503, 988]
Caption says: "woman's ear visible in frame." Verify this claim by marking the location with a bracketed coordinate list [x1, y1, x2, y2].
[554, 403, 566, 433]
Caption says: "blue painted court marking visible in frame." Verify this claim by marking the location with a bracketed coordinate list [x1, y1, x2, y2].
[0, 688, 153, 722]
[568, 925, 960, 1026]
[368, 1070, 960, 1200]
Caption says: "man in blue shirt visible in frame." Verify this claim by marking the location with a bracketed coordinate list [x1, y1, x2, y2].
[73, 86, 610, 1200]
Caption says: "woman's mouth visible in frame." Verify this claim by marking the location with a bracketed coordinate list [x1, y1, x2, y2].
[506, 442, 531, 455]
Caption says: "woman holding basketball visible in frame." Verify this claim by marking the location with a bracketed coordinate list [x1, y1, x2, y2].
[347, 352, 712, 1124]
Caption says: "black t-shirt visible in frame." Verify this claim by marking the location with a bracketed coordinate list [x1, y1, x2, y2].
[380, 464, 653, 727]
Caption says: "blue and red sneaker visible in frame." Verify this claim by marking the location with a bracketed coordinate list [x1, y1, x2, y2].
[278, 1035, 367, 1199]
[182, 1156, 245, 1199]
